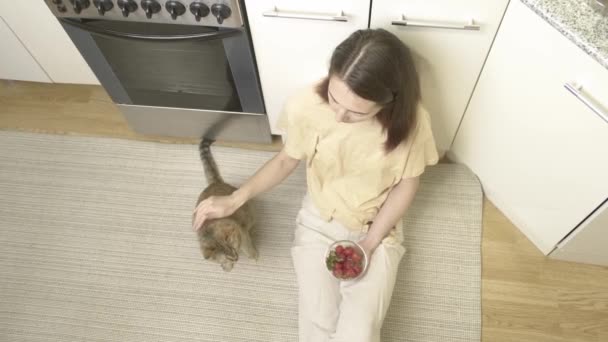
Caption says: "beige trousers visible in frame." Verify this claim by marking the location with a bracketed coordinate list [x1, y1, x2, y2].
[291, 196, 406, 342]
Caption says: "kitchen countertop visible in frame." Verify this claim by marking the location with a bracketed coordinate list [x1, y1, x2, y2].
[520, 0, 608, 70]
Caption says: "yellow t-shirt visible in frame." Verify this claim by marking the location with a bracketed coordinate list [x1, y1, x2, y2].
[277, 85, 439, 243]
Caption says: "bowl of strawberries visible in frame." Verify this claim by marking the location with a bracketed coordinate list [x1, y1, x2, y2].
[325, 240, 368, 281]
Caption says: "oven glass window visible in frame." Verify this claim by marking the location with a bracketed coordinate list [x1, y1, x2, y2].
[88, 20, 242, 112]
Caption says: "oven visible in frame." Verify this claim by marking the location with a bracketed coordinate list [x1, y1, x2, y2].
[44, 0, 271, 144]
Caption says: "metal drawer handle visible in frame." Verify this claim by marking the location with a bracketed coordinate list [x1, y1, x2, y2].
[263, 7, 348, 22]
[391, 15, 480, 31]
[564, 82, 608, 124]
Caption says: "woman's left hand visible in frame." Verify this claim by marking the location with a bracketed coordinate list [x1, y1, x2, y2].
[357, 237, 381, 263]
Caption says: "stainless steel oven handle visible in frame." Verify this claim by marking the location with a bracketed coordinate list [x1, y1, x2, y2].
[59, 18, 240, 41]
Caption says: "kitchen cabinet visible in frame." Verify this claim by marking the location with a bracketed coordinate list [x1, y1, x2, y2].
[450, 0, 608, 256]
[369, 0, 509, 153]
[245, 0, 371, 134]
[0, 16, 50, 83]
[0, 1, 98, 84]
[551, 200, 608, 266]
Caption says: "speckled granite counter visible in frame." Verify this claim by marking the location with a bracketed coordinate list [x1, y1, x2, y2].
[520, 0, 608, 70]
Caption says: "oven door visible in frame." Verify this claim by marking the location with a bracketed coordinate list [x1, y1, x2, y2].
[60, 19, 271, 143]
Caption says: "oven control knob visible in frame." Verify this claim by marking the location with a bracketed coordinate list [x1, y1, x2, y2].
[165, 1, 186, 20]
[141, 0, 161, 19]
[93, 0, 114, 15]
[189, 2, 210, 22]
[69, 0, 91, 14]
[211, 3, 231, 24]
[117, 0, 138, 17]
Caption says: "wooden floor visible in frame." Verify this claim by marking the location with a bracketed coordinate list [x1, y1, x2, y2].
[1, 80, 607, 342]
[0, 80, 282, 150]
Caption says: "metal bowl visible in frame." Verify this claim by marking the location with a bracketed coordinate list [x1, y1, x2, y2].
[325, 240, 369, 281]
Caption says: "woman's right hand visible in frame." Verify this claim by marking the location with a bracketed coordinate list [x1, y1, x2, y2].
[191, 149, 299, 231]
[192, 194, 242, 231]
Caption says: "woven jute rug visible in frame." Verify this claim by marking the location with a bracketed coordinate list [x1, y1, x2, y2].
[0, 131, 482, 341]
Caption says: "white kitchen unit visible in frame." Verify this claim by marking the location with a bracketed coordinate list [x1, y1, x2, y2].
[0, 1, 98, 84]
[551, 200, 608, 266]
[370, 0, 509, 153]
[450, 0, 608, 257]
[0, 16, 50, 83]
[245, 0, 371, 134]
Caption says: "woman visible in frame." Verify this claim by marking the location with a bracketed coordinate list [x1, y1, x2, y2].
[193, 28, 438, 342]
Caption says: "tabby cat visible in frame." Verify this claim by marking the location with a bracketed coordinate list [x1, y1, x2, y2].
[193, 139, 258, 271]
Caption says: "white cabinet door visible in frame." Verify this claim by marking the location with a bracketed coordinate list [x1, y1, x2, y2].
[0, 1, 98, 85]
[370, 0, 509, 153]
[451, 0, 608, 255]
[0, 17, 50, 83]
[551, 200, 608, 266]
[245, 0, 370, 134]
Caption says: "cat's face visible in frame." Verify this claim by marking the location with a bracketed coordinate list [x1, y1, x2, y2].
[199, 222, 241, 272]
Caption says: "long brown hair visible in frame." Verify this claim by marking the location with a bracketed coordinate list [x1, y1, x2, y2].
[317, 29, 420, 152]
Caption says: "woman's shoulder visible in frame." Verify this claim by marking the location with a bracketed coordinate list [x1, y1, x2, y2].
[285, 82, 325, 109]
[283, 82, 330, 124]
[415, 104, 432, 128]
[390, 103, 435, 154]
[400, 104, 433, 146]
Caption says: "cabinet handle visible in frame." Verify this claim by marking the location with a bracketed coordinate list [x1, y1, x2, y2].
[391, 15, 480, 31]
[564, 82, 608, 124]
[263, 7, 348, 22]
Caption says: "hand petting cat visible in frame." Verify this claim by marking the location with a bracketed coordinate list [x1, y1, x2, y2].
[192, 194, 241, 231]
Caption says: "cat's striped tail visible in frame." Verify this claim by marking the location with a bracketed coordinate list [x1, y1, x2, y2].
[199, 138, 223, 185]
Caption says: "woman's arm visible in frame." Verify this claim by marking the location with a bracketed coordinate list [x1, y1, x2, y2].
[233, 149, 300, 205]
[358, 176, 420, 255]
[192, 148, 300, 230]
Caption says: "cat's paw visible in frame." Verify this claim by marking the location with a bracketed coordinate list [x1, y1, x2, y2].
[249, 249, 259, 261]
[221, 261, 235, 272]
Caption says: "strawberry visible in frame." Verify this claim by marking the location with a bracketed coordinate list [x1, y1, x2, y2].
[327, 244, 366, 280]
[333, 268, 344, 278]
[335, 245, 344, 255]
